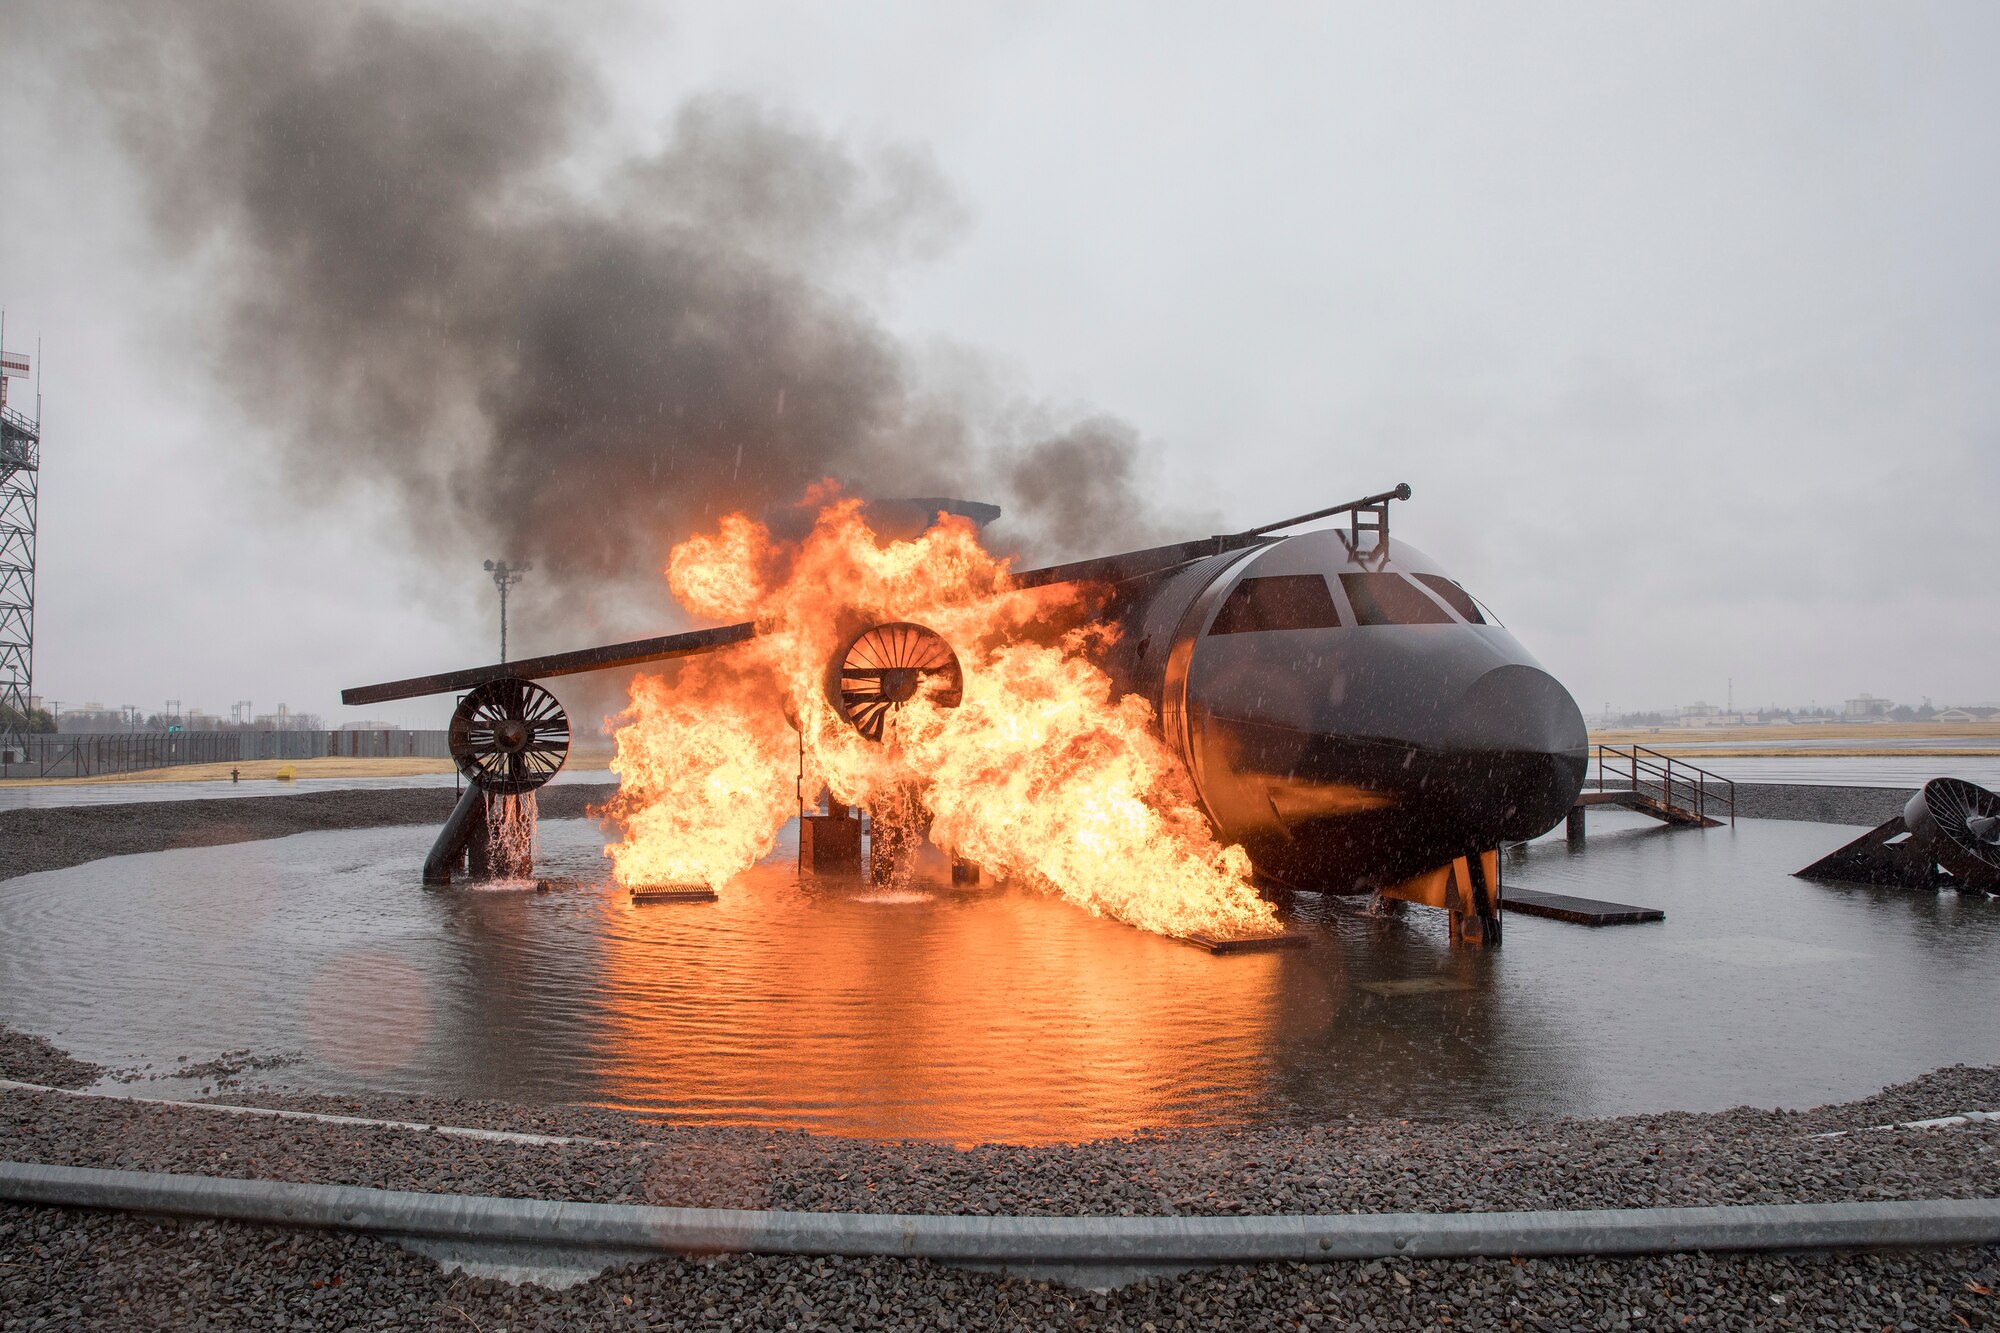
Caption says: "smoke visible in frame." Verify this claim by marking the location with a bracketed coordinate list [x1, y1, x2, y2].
[73, 0, 1182, 644]
[996, 416, 1175, 554]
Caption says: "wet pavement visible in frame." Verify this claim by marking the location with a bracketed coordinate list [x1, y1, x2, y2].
[0, 808, 1995, 1142]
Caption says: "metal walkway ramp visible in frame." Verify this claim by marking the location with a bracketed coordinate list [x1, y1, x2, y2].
[1570, 744, 1736, 834]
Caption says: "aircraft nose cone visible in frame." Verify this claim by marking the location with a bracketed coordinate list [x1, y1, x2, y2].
[1453, 664, 1589, 755]
[1447, 664, 1590, 840]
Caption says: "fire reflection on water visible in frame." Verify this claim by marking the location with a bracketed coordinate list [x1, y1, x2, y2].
[0, 814, 1543, 1138]
[24, 813, 1986, 1135]
[592, 858, 1294, 1145]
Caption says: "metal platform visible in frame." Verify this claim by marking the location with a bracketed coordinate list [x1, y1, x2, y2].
[1175, 930, 1310, 955]
[1502, 887, 1664, 926]
[629, 885, 719, 904]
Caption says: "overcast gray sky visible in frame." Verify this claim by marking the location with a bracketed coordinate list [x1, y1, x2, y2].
[4, 2, 1996, 730]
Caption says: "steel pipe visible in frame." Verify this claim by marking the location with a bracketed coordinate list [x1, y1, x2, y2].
[3, 1161, 1996, 1269]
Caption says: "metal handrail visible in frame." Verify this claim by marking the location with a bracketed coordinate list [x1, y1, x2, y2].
[1593, 743, 1735, 826]
[0, 405, 38, 464]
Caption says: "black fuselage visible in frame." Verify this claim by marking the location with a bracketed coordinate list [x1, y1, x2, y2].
[1105, 529, 1588, 894]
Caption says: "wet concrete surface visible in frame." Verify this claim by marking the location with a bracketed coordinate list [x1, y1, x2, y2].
[0, 809, 1995, 1142]
[1632, 754, 2000, 788]
[0, 785, 617, 882]
[0, 768, 618, 811]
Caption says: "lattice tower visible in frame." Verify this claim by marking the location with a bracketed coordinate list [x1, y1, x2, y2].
[0, 348, 39, 765]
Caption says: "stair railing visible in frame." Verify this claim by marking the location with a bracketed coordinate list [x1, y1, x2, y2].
[1593, 743, 1736, 826]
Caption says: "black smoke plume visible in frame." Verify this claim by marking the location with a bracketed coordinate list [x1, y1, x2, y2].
[78, 1, 1189, 644]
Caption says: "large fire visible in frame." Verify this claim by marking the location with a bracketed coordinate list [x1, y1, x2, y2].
[603, 495, 1280, 940]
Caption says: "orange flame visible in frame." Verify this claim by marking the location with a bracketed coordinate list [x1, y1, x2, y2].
[604, 495, 1279, 939]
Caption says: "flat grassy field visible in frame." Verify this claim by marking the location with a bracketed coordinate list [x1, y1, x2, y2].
[0, 756, 454, 786]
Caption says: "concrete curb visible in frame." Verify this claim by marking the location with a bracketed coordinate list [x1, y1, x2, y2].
[4, 1160, 1997, 1272]
[1810, 1110, 2000, 1140]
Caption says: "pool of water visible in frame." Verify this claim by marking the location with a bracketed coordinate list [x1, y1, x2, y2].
[1, 811, 1996, 1142]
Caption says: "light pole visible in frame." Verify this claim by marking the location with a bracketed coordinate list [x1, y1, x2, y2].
[484, 560, 530, 663]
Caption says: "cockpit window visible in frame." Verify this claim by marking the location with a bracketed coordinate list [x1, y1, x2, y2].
[1339, 573, 1455, 626]
[1412, 573, 1486, 624]
[1208, 575, 1342, 634]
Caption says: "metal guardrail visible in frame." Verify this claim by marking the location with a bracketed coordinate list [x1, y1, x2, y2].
[0, 405, 39, 472]
[1593, 743, 1736, 826]
[0, 730, 452, 779]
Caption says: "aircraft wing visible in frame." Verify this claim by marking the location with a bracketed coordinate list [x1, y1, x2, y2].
[342, 543, 1210, 705]
[341, 622, 758, 705]
[1011, 536, 1251, 590]
[341, 486, 1407, 703]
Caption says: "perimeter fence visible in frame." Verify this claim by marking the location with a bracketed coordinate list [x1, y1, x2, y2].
[0, 730, 452, 779]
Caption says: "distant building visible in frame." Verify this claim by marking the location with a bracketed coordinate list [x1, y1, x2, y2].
[1934, 707, 2000, 724]
[255, 704, 324, 732]
[1844, 693, 1893, 718]
[56, 702, 139, 733]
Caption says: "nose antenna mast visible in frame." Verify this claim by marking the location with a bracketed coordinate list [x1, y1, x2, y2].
[1232, 482, 1412, 551]
[1011, 483, 1413, 591]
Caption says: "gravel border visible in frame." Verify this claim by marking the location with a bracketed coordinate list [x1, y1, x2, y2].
[1, 1202, 1994, 1329]
[1728, 783, 1916, 826]
[3, 1055, 1997, 1326]
[0, 784, 616, 882]
[0, 1030, 100, 1091]
[4, 1024, 1997, 1221]
[12, 1160, 1999, 1266]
